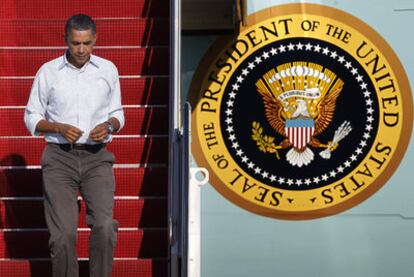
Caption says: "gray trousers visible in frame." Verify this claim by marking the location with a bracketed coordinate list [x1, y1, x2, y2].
[41, 143, 118, 277]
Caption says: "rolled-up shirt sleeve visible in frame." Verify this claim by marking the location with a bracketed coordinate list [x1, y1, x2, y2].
[108, 68, 125, 131]
[24, 68, 47, 136]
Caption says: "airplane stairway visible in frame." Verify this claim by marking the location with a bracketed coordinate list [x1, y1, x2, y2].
[0, 0, 170, 276]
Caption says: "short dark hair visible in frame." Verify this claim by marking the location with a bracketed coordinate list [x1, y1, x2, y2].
[64, 14, 96, 39]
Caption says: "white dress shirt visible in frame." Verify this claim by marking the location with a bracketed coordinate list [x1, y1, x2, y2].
[24, 53, 125, 144]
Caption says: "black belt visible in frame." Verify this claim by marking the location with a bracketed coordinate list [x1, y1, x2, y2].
[52, 143, 106, 152]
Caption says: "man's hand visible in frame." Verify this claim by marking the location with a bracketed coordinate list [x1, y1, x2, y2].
[57, 123, 84, 144]
[89, 122, 110, 142]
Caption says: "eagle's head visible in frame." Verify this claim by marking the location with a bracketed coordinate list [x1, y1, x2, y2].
[291, 99, 310, 118]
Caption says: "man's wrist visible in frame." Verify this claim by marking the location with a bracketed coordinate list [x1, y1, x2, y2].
[105, 121, 114, 133]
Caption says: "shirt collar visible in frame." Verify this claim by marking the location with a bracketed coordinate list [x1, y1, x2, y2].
[57, 51, 100, 70]
[89, 55, 100, 68]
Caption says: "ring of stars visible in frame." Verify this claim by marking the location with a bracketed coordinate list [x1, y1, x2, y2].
[224, 41, 377, 187]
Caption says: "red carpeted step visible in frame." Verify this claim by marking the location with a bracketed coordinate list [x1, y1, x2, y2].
[0, 48, 169, 76]
[106, 137, 168, 164]
[0, 199, 167, 228]
[120, 77, 169, 105]
[114, 167, 167, 196]
[0, 18, 169, 46]
[0, 167, 167, 197]
[0, 137, 168, 166]
[0, 77, 169, 106]
[0, 229, 168, 258]
[0, 259, 168, 277]
[0, 107, 168, 136]
[102, 107, 170, 135]
[108, 259, 168, 277]
[1, 0, 169, 19]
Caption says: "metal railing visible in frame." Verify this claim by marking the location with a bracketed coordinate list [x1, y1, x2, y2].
[168, 101, 190, 277]
[168, 0, 182, 275]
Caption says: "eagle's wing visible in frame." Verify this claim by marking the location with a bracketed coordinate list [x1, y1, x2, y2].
[259, 91, 285, 137]
[314, 84, 343, 135]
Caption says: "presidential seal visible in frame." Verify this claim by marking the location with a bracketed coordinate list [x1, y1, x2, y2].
[189, 4, 413, 219]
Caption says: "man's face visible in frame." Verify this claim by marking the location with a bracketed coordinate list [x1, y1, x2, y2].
[65, 28, 96, 68]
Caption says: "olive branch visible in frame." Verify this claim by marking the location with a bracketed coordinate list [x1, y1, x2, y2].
[251, 121, 281, 159]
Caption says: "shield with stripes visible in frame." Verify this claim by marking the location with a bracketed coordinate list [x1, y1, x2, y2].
[284, 118, 315, 149]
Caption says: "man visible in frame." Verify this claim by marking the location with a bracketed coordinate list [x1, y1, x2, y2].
[24, 14, 124, 277]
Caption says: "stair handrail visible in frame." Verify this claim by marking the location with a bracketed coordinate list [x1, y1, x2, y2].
[180, 102, 191, 277]
[169, 0, 183, 276]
